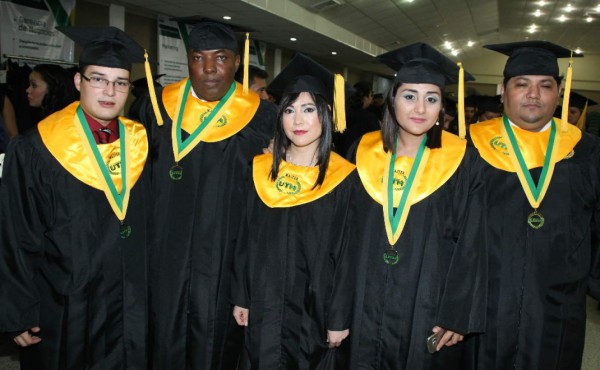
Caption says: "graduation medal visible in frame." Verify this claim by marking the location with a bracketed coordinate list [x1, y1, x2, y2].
[170, 79, 236, 180]
[382, 136, 430, 265]
[74, 106, 133, 238]
[500, 116, 560, 230]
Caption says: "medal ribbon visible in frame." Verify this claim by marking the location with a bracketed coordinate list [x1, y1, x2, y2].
[383, 136, 430, 245]
[171, 80, 236, 162]
[74, 106, 131, 221]
[500, 115, 560, 208]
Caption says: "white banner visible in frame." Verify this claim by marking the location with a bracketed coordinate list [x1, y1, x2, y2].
[157, 15, 190, 85]
[0, 0, 76, 64]
[249, 39, 266, 69]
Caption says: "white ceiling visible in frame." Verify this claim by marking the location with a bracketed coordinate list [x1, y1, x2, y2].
[104, 0, 600, 76]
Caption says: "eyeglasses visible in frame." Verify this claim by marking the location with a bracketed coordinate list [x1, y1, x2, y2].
[81, 74, 131, 93]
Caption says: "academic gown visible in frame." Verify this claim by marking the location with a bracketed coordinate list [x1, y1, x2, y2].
[231, 152, 357, 370]
[347, 131, 487, 370]
[467, 117, 600, 370]
[0, 102, 150, 370]
[138, 79, 275, 370]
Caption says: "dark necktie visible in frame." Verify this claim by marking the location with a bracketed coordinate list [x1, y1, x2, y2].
[97, 128, 112, 144]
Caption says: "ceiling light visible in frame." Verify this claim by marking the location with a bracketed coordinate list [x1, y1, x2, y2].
[537, 0, 548, 6]
[222, 16, 231, 20]
[558, 15, 568, 22]
[565, 4, 574, 12]
[534, 9, 542, 17]
[527, 24, 538, 33]
[331, 51, 337, 55]
[597, 5, 600, 12]
[290, 37, 297, 41]
[587, 16, 594, 22]
[575, 48, 583, 54]
[451, 49, 459, 56]
[467, 41, 475, 47]
[444, 41, 452, 50]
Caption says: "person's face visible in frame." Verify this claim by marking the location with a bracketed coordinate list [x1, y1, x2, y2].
[250, 76, 269, 101]
[501, 75, 561, 131]
[188, 49, 240, 101]
[464, 106, 476, 122]
[568, 106, 582, 124]
[363, 92, 373, 109]
[393, 83, 442, 139]
[74, 65, 130, 126]
[479, 111, 502, 121]
[283, 92, 322, 153]
[26, 71, 48, 108]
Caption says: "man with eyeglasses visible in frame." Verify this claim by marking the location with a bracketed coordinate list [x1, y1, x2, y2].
[0, 26, 155, 370]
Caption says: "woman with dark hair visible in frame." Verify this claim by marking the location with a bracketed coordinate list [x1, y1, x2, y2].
[26, 64, 78, 120]
[347, 43, 487, 370]
[232, 53, 357, 369]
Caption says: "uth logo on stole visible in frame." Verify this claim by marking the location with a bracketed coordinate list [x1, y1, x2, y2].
[276, 173, 301, 195]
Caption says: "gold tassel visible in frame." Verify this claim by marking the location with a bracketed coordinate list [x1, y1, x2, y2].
[243, 33, 250, 95]
[333, 73, 346, 133]
[144, 50, 163, 126]
[576, 99, 588, 130]
[560, 51, 574, 133]
[457, 62, 466, 139]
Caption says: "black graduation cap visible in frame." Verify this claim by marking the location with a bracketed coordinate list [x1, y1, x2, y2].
[56, 26, 152, 71]
[376, 42, 475, 89]
[444, 97, 458, 117]
[484, 40, 581, 78]
[268, 53, 352, 132]
[131, 74, 165, 98]
[171, 16, 252, 52]
[567, 91, 597, 110]
[477, 95, 503, 113]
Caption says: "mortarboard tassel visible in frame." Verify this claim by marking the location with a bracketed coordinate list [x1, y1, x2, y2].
[560, 52, 574, 133]
[243, 33, 250, 95]
[457, 62, 466, 139]
[144, 50, 164, 126]
[333, 73, 346, 133]
[576, 99, 588, 130]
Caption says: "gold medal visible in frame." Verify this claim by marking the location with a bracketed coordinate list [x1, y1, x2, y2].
[383, 247, 399, 265]
[527, 210, 545, 229]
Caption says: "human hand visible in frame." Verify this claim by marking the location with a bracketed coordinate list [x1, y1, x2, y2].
[233, 305, 249, 326]
[327, 329, 349, 348]
[13, 327, 42, 347]
[262, 138, 274, 154]
[431, 326, 464, 351]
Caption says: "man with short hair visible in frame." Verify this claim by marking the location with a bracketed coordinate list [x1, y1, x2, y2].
[468, 40, 600, 370]
[236, 64, 269, 100]
[138, 20, 275, 370]
[0, 26, 152, 369]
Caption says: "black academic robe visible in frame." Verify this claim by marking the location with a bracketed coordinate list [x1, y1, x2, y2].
[0, 105, 150, 370]
[467, 117, 600, 370]
[348, 131, 487, 370]
[231, 153, 357, 370]
[138, 79, 275, 370]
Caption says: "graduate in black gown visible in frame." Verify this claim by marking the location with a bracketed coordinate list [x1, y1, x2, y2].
[467, 41, 600, 370]
[347, 43, 487, 370]
[0, 26, 155, 369]
[136, 19, 275, 370]
[231, 53, 357, 369]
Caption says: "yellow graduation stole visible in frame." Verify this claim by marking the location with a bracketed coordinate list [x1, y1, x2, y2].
[253, 152, 355, 208]
[38, 102, 148, 237]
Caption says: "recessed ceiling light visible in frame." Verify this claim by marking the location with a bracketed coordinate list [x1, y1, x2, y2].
[331, 51, 337, 55]
[537, 0, 548, 6]
[527, 24, 538, 33]
[534, 9, 542, 17]
[467, 41, 475, 47]
[575, 48, 583, 54]
[565, 4, 574, 12]
[290, 37, 297, 41]
[587, 16, 594, 22]
[223, 16, 231, 20]
[444, 41, 452, 50]
[558, 14, 568, 22]
[451, 49, 459, 56]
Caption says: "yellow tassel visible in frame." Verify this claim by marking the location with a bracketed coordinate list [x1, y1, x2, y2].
[576, 99, 588, 130]
[144, 50, 163, 126]
[243, 33, 250, 95]
[333, 73, 346, 133]
[560, 52, 574, 133]
[457, 62, 466, 139]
